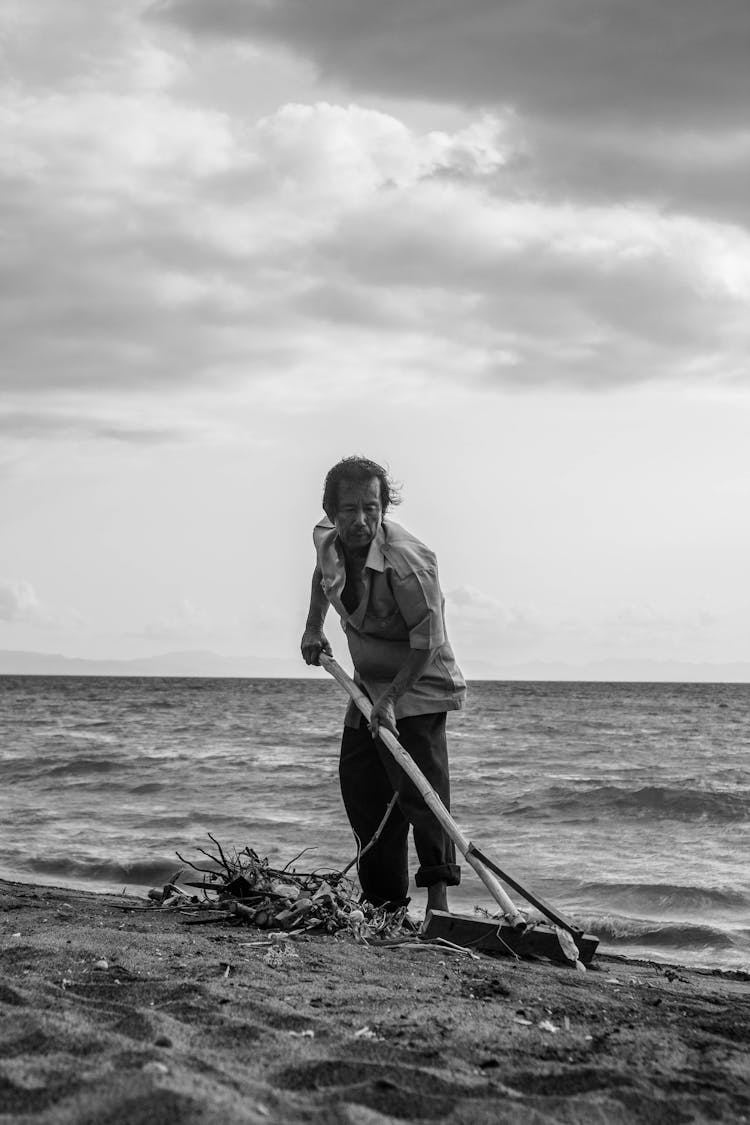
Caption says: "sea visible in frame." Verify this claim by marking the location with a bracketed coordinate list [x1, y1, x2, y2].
[1, 675, 748, 972]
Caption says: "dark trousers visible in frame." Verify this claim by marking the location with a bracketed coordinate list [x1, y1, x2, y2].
[339, 710, 461, 906]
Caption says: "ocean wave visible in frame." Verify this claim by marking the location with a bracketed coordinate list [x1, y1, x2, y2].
[25, 855, 180, 886]
[579, 914, 740, 952]
[505, 784, 750, 822]
[575, 881, 750, 913]
[41, 756, 132, 778]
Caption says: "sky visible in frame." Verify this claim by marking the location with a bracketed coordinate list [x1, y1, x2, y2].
[2, 0, 749, 678]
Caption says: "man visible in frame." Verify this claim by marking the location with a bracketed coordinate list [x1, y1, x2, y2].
[301, 456, 466, 916]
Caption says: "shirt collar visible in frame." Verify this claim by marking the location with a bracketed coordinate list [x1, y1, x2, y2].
[322, 518, 387, 572]
[364, 522, 387, 572]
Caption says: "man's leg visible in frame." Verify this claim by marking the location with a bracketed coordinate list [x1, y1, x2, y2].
[426, 881, 449, 914]
[375, 711, 460, 910]
[339, 716, 410, 906]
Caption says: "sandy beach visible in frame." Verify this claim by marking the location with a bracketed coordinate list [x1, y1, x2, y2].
[2, 877, 749, 1124]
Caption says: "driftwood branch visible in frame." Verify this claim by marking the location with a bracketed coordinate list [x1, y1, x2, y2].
[340, 791, 398, 878]
[175, 851, 223, 877]
[207, 832, 233, 877]
[281, 846, 317, 872]
[147, 834, 419, 944]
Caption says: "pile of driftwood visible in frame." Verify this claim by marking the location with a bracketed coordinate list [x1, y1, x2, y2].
[147, 834, 417, 942]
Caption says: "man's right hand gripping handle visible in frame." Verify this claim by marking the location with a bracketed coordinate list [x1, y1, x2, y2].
[300, 628, 332, 666]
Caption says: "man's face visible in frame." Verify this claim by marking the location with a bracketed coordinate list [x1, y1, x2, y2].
[334, 477, 383, 553]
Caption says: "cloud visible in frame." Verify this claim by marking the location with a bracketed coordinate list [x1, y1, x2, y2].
[4, 75, 748, 413]
[522, 121, 750, 230]
[310, 175, 750, 388]
[446, 585, 732, 666]
[0, 578, 84, 630]
[0, 410, 195, 444]
[0, 84, 517, 407]
[153, 0, 750, 130]
[594, 604, 720, 650]
[0, 579, 42, 623]
[252, 102, 508, 197]
[3, 1, 749, 443]
[4, 0, 180, 95]
[153, 0, 750, 231]
[136, 599, 212, 641]
[447, 586, 548, 650]
[1, 79, 254, 397]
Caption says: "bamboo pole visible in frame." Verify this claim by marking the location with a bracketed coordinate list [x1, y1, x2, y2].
[319, 654, 526, 927]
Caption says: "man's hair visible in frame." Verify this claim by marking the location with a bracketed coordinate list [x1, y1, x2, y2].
[322, 456, 402, 520]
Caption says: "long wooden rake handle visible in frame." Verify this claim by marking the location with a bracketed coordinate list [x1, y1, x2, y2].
[320, 653, 526, 927]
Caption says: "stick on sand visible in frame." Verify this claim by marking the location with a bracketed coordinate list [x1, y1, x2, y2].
[319, 653, 526, 927]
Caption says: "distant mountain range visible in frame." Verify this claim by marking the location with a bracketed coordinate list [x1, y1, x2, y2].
[0, 649, 320, 679]
[1, 649, 749, 682]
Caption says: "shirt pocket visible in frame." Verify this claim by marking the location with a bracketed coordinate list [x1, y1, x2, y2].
[362, 606, 409, 640]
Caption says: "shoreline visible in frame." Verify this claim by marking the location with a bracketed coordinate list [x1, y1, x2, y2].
[2, 866, 745, 976]
[2, 878, 749, 1123]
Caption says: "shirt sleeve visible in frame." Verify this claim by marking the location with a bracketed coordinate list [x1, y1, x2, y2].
[313, 518, 335, 556]
[390, 567, 446, 650]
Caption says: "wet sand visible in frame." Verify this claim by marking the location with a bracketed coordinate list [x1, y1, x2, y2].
[2, 877, 749, 1123]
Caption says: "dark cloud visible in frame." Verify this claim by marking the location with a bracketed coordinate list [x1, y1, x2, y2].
[512, 121, 750, 229]
[151, 0, 750, 230]
[4, 40, 746, 409]
[152, 0, 750, 130]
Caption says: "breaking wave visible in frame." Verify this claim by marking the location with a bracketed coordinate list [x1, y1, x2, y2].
[581, 914, 743, 953]
[24, 855, 180, 887]
[574, 881, 750, 913]
[506, 784, 750, 823]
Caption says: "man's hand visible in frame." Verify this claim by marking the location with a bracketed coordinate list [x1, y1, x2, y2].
[368, 694, 399, 740]
[300, 627, 332, 666]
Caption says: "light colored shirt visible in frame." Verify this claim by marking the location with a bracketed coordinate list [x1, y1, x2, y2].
[313, 518, 466, 724]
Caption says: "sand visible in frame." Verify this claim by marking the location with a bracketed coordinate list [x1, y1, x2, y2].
[2, 878, 750, 1124]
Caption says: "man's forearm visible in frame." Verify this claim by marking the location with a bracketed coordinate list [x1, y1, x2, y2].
[384, 647, 439, 703]
[301, 569, 332, 666]
[305, 568, 330, 629]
